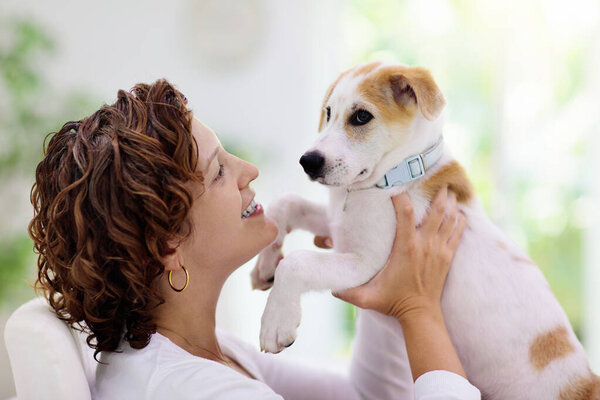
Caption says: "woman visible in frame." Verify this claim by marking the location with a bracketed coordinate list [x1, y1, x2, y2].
[29, 79, 479, 399]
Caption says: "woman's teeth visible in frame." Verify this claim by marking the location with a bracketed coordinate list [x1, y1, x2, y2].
[241, 199, 257, 218]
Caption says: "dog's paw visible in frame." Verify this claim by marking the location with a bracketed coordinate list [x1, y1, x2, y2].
[260, 290, 301, 353]
[251, 243, 284, 290]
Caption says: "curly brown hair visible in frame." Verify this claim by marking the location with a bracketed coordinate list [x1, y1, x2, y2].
[28, 79, 202, 361]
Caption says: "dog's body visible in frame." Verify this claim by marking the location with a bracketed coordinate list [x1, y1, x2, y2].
[251, 62, 599, 399]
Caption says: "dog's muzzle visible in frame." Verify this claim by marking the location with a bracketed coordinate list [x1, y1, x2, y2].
[299, 151, 325, 179]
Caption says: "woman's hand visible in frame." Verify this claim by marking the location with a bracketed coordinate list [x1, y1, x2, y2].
[333, 186, 466, 324]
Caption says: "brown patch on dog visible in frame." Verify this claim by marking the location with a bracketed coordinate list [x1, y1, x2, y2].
[560, 374, 600, 400]
[529, 326, 575, 371]
[318, 68, 352, 132]
[357, 69, 417, 128]
[357, 65, 445, 126]
[422, 161, 473, 204]
[352, 61, 382, 77]
[497, 240, 508, 249]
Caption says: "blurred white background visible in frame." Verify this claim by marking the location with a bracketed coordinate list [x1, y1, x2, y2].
[0, 0, 599, 397]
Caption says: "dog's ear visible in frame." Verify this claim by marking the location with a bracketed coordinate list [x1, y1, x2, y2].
[389, 67, 446, 121]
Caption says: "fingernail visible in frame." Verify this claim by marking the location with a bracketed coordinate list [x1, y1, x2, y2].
[324, 238, 333, 248]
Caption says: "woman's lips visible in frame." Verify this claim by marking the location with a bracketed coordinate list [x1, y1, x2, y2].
[244, 203, 263, 218]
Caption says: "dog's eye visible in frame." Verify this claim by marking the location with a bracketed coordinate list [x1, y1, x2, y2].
[349, 109, 373, 126]
[326, 107, 331, 122]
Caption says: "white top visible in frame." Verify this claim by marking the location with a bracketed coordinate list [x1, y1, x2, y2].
[92, 312, 480, 400]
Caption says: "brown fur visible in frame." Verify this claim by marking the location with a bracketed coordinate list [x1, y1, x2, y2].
[357, 65, 445, 125]
[529, 326, 575, 371]
[422, 161, 473, 204]
[357, 67, 418, 128]
[560, 374, 600, 400]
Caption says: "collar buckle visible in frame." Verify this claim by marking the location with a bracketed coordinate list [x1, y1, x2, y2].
[406, 154, 425, 180]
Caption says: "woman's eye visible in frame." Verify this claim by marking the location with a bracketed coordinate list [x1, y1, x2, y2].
[326, 106, 331, 122]
[349, 109, 374, 126]
[213, 164, 225, 182]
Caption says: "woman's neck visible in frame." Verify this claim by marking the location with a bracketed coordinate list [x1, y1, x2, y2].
[153, 268, 227, 362]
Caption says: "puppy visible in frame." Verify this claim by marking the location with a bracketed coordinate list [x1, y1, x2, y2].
[251, 61, 599, 399]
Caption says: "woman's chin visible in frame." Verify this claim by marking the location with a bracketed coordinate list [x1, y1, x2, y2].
[234, 221, 278, 266]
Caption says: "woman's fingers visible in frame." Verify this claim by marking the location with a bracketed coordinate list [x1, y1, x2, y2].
[438, 191, 458, 239]
[314, 235, 333, 249]
[421, 186, 448, 234]
[332, 285, 369, 309]
[391, 192, 416, 244]
[447, 213, 467, 252]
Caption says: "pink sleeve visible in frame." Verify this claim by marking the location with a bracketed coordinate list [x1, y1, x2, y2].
[349, 309, 414, 399]
[249, 352, 362, 400]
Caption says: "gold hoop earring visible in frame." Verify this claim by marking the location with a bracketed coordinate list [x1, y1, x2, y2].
[168, 265, 189, 293]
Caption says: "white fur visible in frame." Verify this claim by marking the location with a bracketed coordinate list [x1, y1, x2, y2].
[252, 62, 592, 399]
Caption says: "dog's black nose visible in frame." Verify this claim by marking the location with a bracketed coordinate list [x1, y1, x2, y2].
[299, 151, 325, 179]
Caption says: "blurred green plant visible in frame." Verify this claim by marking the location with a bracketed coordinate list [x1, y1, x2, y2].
[0, 15, 99, 307]
[0, 19, 53, 176]
[0, 236, 36, 307]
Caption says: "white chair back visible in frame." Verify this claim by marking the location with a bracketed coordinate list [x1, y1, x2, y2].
[4, 297, 96, 400]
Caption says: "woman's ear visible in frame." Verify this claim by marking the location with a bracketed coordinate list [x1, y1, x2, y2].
[160, 241, 184, 272]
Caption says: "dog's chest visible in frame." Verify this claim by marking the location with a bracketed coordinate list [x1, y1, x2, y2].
[327, 188, 398, 262]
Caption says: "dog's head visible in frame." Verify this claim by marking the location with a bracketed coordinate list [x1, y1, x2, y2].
[300, 62, 446, 187]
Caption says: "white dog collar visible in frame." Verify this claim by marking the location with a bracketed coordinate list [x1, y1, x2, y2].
[375, 137, 444, 189]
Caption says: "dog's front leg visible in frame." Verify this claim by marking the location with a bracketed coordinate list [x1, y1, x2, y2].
[260, 249, 375, 353]
[251, 194, 330, 290]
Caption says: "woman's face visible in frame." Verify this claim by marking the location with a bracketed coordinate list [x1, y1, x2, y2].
[176, 117, 278, 275]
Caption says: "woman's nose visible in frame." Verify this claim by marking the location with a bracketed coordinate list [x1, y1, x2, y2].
[238, 158, 259, 188]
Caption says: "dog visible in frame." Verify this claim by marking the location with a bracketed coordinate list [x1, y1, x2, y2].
[250, 61, 599, 399]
